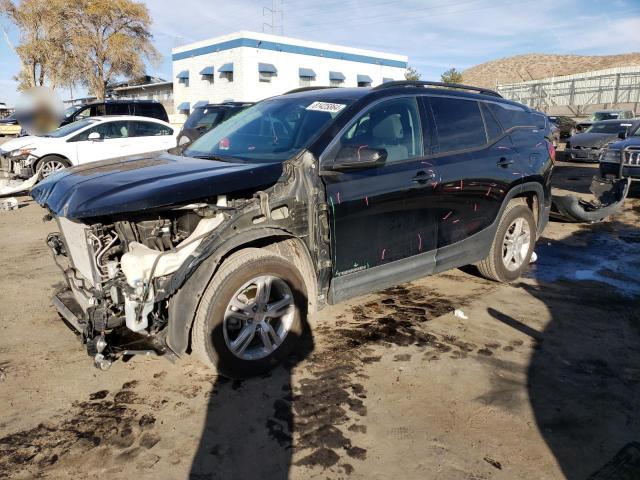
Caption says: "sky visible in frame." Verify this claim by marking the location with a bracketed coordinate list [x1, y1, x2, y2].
[1, 0, 640, 106]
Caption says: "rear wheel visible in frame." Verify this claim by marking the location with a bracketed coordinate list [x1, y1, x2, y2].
[477, 202, 536, 282]
[191, 248, 307, 378]
[36, 156, 70, 177]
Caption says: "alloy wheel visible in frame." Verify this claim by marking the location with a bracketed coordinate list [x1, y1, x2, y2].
[501, 217, 531, 271]
[40, 160, 66, 177]
[222, 275, 295, 360]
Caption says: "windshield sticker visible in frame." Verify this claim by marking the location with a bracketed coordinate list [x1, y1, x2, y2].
[306, 102, 346, 113]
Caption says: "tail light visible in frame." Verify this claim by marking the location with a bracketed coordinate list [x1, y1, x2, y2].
[547, 141, 556, 162]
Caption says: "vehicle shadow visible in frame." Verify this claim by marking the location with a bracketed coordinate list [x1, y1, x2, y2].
[486, 225, 640, 478]
[189, 314, 314, 480]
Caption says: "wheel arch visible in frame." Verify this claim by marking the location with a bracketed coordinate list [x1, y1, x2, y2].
[34, 154, 72, 170]
[166, 229, 317, 357]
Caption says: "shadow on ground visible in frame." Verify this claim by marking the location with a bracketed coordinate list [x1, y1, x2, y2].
[489, 219, 640, 479]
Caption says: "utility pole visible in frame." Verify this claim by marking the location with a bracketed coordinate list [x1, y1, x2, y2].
[263, 0, 284, 35]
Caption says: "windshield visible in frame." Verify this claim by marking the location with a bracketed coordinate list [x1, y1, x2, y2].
[584, 122, 631, 134]
[589, 112, 620, 121]
[63, 105, 82, 118]
[184, 107, 223, 131]
[184, 97, 352, 163]
[43, 118, 96, 138]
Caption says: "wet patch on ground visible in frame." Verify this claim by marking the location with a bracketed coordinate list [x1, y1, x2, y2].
[0, 382, 162, 478]
[280, 283, 499, 474]
[529, 222, 640, 296]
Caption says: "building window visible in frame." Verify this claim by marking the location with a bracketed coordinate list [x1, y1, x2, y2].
[300, 76, 312, 87]
[357, 74, 372, 88]
[259, 71, 274, 83]
[330, 79, 343, 87]
[220, 72, 233, 82]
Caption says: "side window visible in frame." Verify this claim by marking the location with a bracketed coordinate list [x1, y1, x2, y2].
[131, 121, 172, 137]
[429, 97, 486, 152]
[480, 102, 503, 141]
[75, 106, 91, 120]
[108, 103, 131, 115]
[69, 121, 129, 141]
[340, 97, 423, 163]
[90, 104, 106, 116]
[487, 102, 534, 131]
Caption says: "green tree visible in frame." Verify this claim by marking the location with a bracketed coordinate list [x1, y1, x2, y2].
[441, 67, 464, 84]
[404, 65, 421, 81]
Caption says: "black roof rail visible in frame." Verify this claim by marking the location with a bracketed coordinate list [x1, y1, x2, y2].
[283, 86, 338, 95]
[373, 80, 502, 98]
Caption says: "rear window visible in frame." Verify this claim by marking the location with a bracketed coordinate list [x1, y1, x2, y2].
[134, 103, 168, 121]
[487, 102, 535, 130]
[480, 102, 503, 141]
[430, 97, 487, 152]
[184, 107, 224, 130]
[106, 103, 131, 115]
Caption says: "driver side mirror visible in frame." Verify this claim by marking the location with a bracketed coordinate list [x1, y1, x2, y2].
[88, 131, 102, 141]
[329, 145, 387, 171]
[618, 131, 627, 140]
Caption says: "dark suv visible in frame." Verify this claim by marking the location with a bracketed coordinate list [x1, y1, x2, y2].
[177, 101, 253, 146]
[61, 100, 169, 126]
[31, 81, 553, 378]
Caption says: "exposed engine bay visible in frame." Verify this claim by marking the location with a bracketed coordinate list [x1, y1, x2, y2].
[47, 196, 236, 369]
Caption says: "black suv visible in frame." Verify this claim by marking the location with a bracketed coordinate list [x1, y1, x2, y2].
[31, 81, 553, 378]
[177, 101, 253, 146]
[61, 100, 169, 126]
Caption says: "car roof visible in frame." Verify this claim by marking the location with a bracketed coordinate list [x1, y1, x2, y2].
[594, 109, 629, 113]
[591, 118, 640, 124]
[87, 115, 170, 124]
[275, 85, 521, 107]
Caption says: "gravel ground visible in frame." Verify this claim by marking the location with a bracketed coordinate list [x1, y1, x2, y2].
[0, 159, 639, 480]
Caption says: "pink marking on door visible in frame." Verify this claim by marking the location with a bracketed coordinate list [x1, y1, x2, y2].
[486, 186, 492, 196]
[418, 233, 423, 251]
[337, 192, 341, 204]
[442, 211, 453, 220]
[364, 196, 369, 206]
[474, 203, 478, 212]
[381, 248, 386, 260]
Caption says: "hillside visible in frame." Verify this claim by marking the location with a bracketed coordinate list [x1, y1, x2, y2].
[462, 53, 640, 88]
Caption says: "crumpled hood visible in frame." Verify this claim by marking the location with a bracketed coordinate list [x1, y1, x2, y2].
[31, 152, 284, 219]
[607, 137, 640, 150]
[568, 132, 617, 148]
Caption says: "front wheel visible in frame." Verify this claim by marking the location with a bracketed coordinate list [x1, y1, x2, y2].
[191, 248, 307, 378]
[36, 156, 70, 178]
[477, 202, 536, 282]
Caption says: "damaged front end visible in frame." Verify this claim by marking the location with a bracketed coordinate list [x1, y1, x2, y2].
[47, 198, 231, 369]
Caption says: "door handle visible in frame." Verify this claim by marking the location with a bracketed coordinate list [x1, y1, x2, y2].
[497, 157, 514, 168]
[412, 170, 436, 184]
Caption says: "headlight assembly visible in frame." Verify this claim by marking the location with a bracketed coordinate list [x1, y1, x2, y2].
[9, 147, 35, 158]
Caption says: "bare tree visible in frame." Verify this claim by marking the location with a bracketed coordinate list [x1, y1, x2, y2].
[68, 0, 160, 100]
[1, 0, 75, 91]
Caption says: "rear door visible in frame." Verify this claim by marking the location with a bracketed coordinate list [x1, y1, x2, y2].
[322, 96, 438, 300]
[127, 120, 176, 154]
[422, 95, 519, 268]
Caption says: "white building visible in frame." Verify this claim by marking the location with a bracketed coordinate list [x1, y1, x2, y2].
[172, 31, 408, 115]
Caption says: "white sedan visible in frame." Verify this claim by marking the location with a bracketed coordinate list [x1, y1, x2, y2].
[0, 116, 178, 178]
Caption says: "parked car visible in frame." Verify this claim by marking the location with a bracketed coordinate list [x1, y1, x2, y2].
[599, 128, 640, 180]
[177, 101, 253, 146]
[576, 109, 635, 132]
[31, 81, 553, 377]
[564, 119, 640, 163]
[60, 100, 169, 126]
[0, 116, 177, 178]
[547, 115, 577, 138]
[0, 113, 21, 136]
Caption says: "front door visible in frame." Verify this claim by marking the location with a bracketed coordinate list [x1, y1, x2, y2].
[321, 96, 438, 301]
[70, 120, 132, 165]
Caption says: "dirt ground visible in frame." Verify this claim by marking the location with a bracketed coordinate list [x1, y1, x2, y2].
[0, 158, 639, 480]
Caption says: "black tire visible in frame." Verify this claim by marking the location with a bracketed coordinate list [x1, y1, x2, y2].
[477, 202, 536, 283]
[191, 248, 307, 378]
[35, 155, 71, 178]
